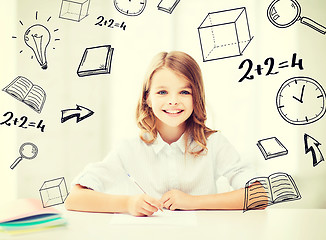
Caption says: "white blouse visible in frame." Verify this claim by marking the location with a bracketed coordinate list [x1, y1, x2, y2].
[72, 132, 256, 199]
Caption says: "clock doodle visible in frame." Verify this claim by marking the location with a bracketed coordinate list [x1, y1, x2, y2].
[113, 0, 147, 16]
[276, 76, 326, 125]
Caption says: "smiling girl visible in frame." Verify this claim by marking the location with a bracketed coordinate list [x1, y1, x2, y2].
[65, 51, 257, 216]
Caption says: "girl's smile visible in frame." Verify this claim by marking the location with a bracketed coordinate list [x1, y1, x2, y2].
[163, 108, 184, 115]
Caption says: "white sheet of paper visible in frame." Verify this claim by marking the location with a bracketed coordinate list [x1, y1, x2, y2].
[109, 210, 197, 226]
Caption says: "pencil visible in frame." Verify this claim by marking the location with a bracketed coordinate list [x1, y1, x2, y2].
[126, 173, 163, 212]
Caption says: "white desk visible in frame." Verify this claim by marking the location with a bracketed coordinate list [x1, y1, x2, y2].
[4, 208, 326, 240]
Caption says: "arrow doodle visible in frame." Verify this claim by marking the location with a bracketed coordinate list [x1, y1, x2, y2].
[304, 133, 324, 167]
[61, 105, 94, 123]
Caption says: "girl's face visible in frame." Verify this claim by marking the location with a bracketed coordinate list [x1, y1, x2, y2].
[147, 68, 194, 133]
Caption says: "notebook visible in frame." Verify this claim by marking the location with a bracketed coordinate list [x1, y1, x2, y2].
[0, 198, 66, 235]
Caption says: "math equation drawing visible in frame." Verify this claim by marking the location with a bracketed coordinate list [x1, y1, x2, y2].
[0, 111, 46, 132]
[198, 7, 253, 62]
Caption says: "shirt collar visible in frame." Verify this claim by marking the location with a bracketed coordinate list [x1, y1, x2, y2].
[152, 132, 191, 155]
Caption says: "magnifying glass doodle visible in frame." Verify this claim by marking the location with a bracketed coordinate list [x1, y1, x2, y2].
[267, 0, 326, 34]
[10, 142, 38, 170]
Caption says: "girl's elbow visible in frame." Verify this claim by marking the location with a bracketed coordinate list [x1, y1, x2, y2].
[64, 185, 81, 210]
[64, 193, 75, 211]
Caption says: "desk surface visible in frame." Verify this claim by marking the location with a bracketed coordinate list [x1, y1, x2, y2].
[3, 208, 326, 240]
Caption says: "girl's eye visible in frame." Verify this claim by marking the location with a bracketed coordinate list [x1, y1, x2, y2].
[180, 90, 191, 95]
[157, 90, 167, 95]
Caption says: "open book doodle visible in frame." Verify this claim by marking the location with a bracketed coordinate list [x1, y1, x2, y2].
[243, 172, 301, 212]
[3, 76, 46, 113]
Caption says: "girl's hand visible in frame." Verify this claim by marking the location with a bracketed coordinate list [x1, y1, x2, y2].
[160, 189, 195, 210]
[127, 194, 163, 216]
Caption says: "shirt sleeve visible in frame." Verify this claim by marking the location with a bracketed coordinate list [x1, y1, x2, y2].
[71, 146, 129, 194]
[211, 132, 257, 190]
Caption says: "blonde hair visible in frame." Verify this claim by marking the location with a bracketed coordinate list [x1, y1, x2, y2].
[136, 51, 216, 156]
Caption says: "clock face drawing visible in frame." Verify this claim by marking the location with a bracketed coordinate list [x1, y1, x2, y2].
[276, 76, 326, 125]
[113, 0, 147, 16]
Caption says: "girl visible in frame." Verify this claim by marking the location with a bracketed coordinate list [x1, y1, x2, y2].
[65, 51, 257, 216]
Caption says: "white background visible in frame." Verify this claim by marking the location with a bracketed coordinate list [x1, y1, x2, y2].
[0, 0, 325, 208]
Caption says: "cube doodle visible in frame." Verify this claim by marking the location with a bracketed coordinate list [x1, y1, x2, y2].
[198, 7, 253, 62]
[39, 177, 69, 208]
[59, 0, 90, 22]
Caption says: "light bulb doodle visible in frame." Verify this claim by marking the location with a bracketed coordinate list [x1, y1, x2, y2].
[24, 24, 51, 70]
[12, 11, 60, 69]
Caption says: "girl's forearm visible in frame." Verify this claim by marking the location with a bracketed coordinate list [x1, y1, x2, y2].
[191, 188, 246, 210]
[64, 184, 129, 213]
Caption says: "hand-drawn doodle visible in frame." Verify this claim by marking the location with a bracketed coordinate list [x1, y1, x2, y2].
[0, 111, 46, 132]
[61, 104, 94, 123]
[238, 53, 303, 82]
[157, 0, 180, 14]
[243, 172, 301, 212]
[59, 0, 90, 22]
[304, 133, 324, 167]
[3, 76, 46, 114]
[10, 142, 38, 170]
[95, 16, 126, 31]
[113, 0, 147, 17]
[276, 76, 326, 125]
[267, 0, 326, 34]
[197, 7, 253, 62]
[77, 45, 114, 77]
[257, 137, 288, 160]
[24, 24, 50, 70]
[12, 11, 60, 69]
[39, 177, 69, 208]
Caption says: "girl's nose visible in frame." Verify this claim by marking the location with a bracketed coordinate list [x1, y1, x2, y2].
[168, 96, 178, 105]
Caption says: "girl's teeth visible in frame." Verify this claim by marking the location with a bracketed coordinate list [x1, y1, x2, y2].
[165, 110, 182, 114]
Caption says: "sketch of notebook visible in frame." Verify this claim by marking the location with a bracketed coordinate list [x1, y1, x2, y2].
[77, 45, 114, 77]
[110, 210, 197, 226]
[243, 172, 301, 212]
[257, 137, 288, 160]
[157, 0, 180, 14]
[2, 76, 46, 113]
